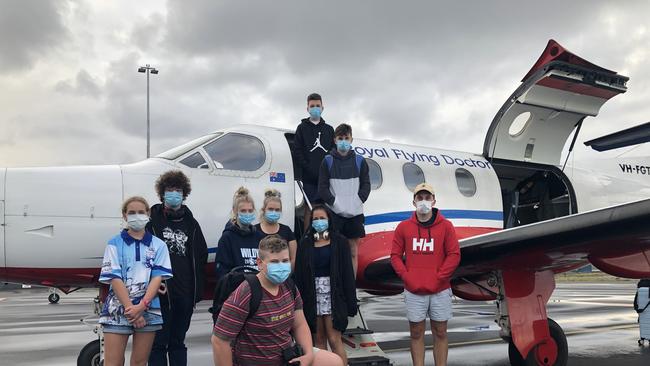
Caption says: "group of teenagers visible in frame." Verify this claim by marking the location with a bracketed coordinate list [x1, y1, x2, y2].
[97, 93, 461, 366]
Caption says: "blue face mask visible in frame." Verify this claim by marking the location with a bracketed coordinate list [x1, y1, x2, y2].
[336, 139, 351, 153]
[265, 262, 291, 284]
[264, 210, 281, 223]
[238, 212, 256, 225]
[309, 106, 322, 119]
[312, 219, 329, 233]
[164, 191, 183, 208]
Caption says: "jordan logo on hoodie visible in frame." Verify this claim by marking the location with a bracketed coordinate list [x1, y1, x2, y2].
[412, 238, 434, 253]
[310, 132, 328, 153]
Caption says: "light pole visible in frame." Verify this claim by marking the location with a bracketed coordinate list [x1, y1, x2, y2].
[138, 64, 159, 158]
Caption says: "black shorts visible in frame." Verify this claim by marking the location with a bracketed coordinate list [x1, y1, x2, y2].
[330, 213, 365, 239]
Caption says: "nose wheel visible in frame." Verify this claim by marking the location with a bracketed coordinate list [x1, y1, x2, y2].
[48, 289, 60, 304]
[508, 318, 568, 366]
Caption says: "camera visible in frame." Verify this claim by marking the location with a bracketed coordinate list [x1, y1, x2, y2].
[282, 343, 304, 365]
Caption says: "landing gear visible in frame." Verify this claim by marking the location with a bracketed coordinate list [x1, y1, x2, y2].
[490, 270, 568, 366]
[47, 286, 82, 303]
[77, 339, 102, 366]
[78, 292, 105, 366]
[508, 319, 568, 366]
[48, 288, 60, 304]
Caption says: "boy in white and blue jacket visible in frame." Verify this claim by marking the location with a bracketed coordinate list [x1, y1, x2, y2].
[318, 123, 371, 277]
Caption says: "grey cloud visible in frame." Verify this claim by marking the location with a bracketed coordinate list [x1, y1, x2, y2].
[0, 0, 69, 73]
[104, 0, 650, 161]
[55, 69, 102, 98]
[157, 0, 639, 152]
[6, 0, 650, 168]
[131, 12, 165, 51]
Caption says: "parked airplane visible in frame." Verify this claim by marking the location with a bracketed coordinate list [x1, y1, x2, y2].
[1, 40, 649, 366]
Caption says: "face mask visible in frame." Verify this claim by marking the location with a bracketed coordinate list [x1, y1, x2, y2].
[312, 219, 329, 233]
[265, 262, 291, 284]
[127, 214, 149, 231]
[309, 106, 322, 120]
[264, 210, 281, 223]
[164, 191, 183, 208]
[416, 200, 433, 214]
[238, 212, 256, 225]
[336, 139, 351, 153]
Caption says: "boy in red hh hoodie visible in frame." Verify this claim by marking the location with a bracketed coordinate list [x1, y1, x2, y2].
[390, 182, 460, 366]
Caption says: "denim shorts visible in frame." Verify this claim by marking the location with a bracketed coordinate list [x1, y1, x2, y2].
[404, 288, 453, 323]
[101, 311, 163, 335]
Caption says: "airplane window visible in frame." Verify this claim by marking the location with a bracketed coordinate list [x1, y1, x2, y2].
[402, 163, 425, 191]
[509, 111, 531, 137]
[455, 168, 477, 197]
[203, 133, 266, 171]
[366, 158, 383, 190]
[157, 133, 222, 160]
[179, 152, 209, 169]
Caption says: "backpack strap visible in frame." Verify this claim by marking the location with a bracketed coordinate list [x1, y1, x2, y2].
[325, 153, 363, 175]
[354, 154, 363, 175]
[244, 274, 263, 319]
[285, 277, 298, 300]
[325, 155, 334, 172]
[244, 276, 298, 319]
[634, 291, 650, 314]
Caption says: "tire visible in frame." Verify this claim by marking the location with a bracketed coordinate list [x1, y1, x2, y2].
[507, 318, 568, 366]
[48, 293, 60, 304]
[77, 339, 101, 366]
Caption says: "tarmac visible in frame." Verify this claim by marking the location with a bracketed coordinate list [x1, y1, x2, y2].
[1, 282, 649, 365]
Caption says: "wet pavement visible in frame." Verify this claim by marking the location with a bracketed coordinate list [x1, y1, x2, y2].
[1, 282, 649, 365]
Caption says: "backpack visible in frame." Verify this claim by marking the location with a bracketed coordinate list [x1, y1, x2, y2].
[209, 266, 297, 324]
[324, 153, 364, 175]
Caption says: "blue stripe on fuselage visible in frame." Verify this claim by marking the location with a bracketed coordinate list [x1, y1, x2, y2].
[365, 209, 503, 225]
[206, 209, 503, 254]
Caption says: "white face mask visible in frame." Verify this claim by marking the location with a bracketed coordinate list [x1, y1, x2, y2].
[415, 200, 432, 214]
[126, 214, 149, 231]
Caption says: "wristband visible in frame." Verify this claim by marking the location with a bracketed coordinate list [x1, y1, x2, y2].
[142, 298, 151, 309]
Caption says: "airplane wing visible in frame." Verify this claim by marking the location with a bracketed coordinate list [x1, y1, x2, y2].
[584, 121, 650, 151]
[362, 197, 650, 300]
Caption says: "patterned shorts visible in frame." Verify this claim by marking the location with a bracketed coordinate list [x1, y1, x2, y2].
[315, 277, 332, 316]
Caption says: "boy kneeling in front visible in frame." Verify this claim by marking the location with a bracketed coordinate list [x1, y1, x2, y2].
[212, 235, 342, 366]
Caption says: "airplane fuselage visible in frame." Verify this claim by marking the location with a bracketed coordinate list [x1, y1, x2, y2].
[1, 125, 648, 295]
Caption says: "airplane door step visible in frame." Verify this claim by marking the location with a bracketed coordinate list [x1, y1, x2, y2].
[344, 311, 393, 365]
[344, 326, 375, 336]
[348, 355, 392, 365]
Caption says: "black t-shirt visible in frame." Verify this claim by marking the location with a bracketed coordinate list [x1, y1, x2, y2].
[159, 215, 193, 298]
[313, 244, 332, 277]
[254, 223, 296, 243]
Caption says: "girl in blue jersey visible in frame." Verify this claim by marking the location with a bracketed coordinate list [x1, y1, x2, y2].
[99, 196, 173, 366]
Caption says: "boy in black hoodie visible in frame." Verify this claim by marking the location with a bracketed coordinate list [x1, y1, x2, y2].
[147, 170, 208, 366]
[294, 93, 334, 230]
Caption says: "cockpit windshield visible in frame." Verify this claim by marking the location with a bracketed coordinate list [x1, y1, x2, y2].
[156, 133, 222, 160]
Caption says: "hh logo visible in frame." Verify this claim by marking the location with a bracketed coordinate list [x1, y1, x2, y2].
[412, 238, 434, 252]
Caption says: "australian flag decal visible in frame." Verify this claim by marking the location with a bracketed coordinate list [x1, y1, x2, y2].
[269, 172, 286, 183]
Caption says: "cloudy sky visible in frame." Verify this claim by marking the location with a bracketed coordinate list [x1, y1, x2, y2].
[1, 0, 648, 167]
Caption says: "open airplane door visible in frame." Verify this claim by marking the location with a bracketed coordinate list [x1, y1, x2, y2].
[483, 40, 628, 165]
